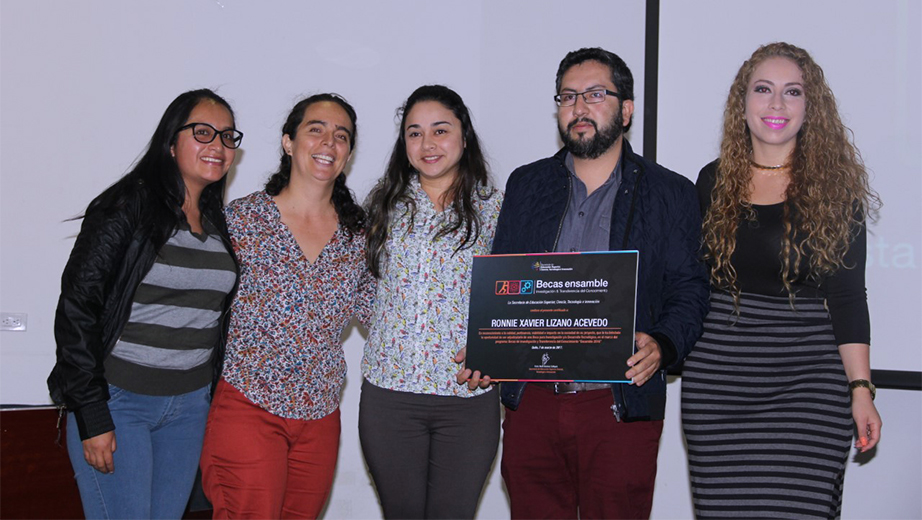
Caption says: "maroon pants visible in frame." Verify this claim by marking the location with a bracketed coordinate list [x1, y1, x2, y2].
[200, 379, 341, 519]
[501, 385, 663, 519]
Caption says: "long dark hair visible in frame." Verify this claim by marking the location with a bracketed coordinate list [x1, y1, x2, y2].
[265, 93, 365, 238]
[83, 89, 237, 247]
[365, 85, 494, 278]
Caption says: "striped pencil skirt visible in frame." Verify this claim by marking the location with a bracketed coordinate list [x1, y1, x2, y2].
[681, 291, 853, 519]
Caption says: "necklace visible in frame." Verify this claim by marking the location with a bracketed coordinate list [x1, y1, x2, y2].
[749, 158, 789, 170]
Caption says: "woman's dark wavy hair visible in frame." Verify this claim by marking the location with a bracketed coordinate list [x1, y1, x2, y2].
[365, 85, 495, 278]
[83, 89, 237, 247]
[264, 93, 365, 238]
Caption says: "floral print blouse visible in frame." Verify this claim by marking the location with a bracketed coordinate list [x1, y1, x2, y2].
[363, 179, 503, 397]
[223, 191, 374, 420]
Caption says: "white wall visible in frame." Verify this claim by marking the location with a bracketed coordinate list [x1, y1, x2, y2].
[0, 0, 646, 403]
[1, 1, 918, 519]
[657, 0, 922, 375]
[654, 2, 922, 517]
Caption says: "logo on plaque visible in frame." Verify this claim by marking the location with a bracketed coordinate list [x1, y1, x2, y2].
[494, 280, 534, 295]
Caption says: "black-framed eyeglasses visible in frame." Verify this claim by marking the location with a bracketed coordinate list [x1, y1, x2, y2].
[176, 123, 244, 149]
[554, 89, 620, 107]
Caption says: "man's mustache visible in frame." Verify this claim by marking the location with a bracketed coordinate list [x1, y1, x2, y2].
[568, 117, 598, 132]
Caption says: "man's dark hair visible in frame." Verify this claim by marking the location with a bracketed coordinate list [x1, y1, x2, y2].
[556, 47, 634, 132]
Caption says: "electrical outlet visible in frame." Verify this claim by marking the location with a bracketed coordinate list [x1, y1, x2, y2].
[1, 312, 27, 331]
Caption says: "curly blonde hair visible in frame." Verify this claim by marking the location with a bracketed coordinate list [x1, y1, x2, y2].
[703, 42, 880, 304]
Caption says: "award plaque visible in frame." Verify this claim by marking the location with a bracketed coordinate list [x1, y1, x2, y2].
[465, 251, 638, 382]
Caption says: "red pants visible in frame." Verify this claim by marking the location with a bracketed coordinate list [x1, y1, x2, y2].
[200, 379, 340, 519]
[501, 385, 663, 519]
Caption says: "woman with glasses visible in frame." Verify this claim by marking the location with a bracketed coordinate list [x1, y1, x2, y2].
[681, 42, 882, 518]
[48, 89, 241, 519]
[200, 94, 374, 519]
[360, 85, 502, 519]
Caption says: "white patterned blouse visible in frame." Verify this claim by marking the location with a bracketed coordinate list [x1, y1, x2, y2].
[362, 178, 503, 397]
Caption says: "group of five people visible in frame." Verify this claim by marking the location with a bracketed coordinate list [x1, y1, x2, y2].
[48, 42, 881, 519]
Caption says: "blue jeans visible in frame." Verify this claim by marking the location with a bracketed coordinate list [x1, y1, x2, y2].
[66, 384, 211, 519]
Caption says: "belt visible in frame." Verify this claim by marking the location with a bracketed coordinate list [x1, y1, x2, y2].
[532, 382, 612, 394]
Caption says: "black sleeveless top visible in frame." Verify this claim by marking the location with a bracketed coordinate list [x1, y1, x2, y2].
[696, 160, 870, 345]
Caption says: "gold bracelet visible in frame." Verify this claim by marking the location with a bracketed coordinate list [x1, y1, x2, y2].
[848, 379, 876, 401]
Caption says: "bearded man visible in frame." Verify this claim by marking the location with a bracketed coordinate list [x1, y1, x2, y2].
[462, 47, 709, 519]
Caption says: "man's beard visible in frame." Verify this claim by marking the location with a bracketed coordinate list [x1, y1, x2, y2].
[559, 106, 624, 159]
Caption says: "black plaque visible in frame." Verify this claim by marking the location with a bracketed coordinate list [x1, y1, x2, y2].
[465, 251, 638, 382]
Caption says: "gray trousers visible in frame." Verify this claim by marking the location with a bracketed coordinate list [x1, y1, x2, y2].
[358, 379, 500, 519]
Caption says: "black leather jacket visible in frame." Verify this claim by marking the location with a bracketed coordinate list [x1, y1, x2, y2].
[494, 141, 709, 421]
[47, 181, 236, 440]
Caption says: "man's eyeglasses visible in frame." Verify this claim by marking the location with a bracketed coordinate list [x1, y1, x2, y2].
[176, 123, 244, 149]
[554, 89, 620, 107]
